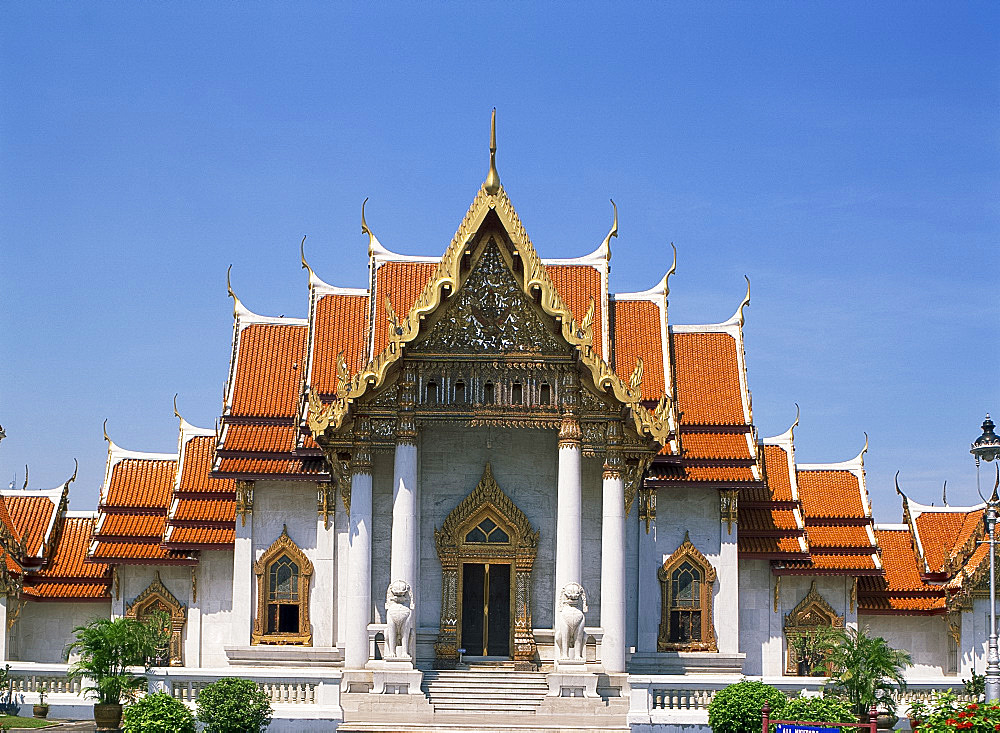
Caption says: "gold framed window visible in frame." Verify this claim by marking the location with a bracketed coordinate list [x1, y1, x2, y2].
[657, 534, 717, 652]
[252, 526, 313, 645]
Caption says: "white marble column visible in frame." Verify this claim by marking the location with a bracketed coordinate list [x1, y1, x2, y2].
[0, 596, 8, 662]
[345, 418, 374, 669]
[390, 367, 419, 594]
[555, 403, 583, 620]
[231, 481, 254, 647]
[313, 489, 337, 648]
[600, 421, 626, 673]
[715, 490, 739, 655]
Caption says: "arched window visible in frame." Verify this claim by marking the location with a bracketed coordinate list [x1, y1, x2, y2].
[464, 516, 510, 544]
[657, 534, 717, 651]
[252, 526, 313, 645]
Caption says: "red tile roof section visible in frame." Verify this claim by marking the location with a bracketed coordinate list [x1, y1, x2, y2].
[230, 324, 307, 419]
[23, 517, 109, 600]
[682, 432, 754, 461]
[311, 293, 370, 395]
[221, 424, 297, 454]
[672, 332, 746, 425]
[105, 459, 176, 509]
[797, 470, 867, 520]
[372, 262, 436, 356]
[914, 510, 978, 574]
[612, 299, 664, 400]
[177, 436, 233, 495]
[548, 265, 603, 359]
[5, 496, 56, 557]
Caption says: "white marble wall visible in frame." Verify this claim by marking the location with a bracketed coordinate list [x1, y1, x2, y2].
[371, 453, 394, 624]
[768, 574, 856, 675]
[196, 549, 234, 667]
[738, 558, 774, 676]
[14, 600, 111, 663]
[864, 613, 952, 677]
[960, 599, 989, 678]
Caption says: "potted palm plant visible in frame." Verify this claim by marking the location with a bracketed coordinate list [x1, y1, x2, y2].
[32, 683, 48, 719]
[65, 614, 170, 731]
[824, 626, 912, 729]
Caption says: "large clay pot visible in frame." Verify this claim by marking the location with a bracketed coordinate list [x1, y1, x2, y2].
[32, 703, 49, 719]
[94, 702, 123, 731]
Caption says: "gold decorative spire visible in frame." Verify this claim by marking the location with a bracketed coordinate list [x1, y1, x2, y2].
[735, 275, 751, 326]
[485, 108, 500, 195]
[300, 235, 313, 279]
[664, 243, 678, 295]
[226, 265, 242, 317]
[602, 199, 618, 262]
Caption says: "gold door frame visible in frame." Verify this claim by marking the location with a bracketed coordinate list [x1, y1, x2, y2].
[434, 463, 538, 666]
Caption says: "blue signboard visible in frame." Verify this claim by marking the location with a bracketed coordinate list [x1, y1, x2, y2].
[776, 725, 840, 733]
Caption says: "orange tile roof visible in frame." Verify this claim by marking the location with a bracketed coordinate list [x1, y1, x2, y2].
[4, 495, 57, 557]
[761, 444, 796, 502]
[682, 432, 753, 461]
[807, 525, 874, 549]
[677, 464, 756, 483]
[797, 470, 866, 520]
[800, 553, 879, 571]
[875, 529, 934, 593]
[672, 331, 746, 426]
[740, 536, 808, 556]
[740, 507, 800, 532]
[177, 436, 233, 494]
[548, 265, 603, 359]
[229, 323, 307, 419]
[0, 496, 17, 546]
[914, 510, 978, 573]
[165, 526, 235, 546]
[372, 262, 436, 355]
[612, 299, 665, 400]
[311, 293, 370, 395]
[171, 499, 235, 523]
[23, 582, 110, 600]
[214, 456, 326, 476]
[220, 424, 297, 454]
[89, 541, 177, 561]
[97, 513, 165, 538]
[34, 518, 106, 580]
[105, 458, 176, 509]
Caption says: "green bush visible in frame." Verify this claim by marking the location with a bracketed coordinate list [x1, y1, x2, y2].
[123, 692, 195, 733]
[781, 696, 857, 724]
[709, 680, 787, 733]
[196, 677, 273, 733]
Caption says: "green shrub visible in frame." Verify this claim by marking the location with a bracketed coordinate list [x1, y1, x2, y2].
[196, 677, 273, 733]
[123, 692, 195, 733]
[781, 696, 857, 724]
[709, 680, 787, 733]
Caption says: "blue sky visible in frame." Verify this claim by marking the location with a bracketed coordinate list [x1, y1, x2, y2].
[1, 3, 997, 521]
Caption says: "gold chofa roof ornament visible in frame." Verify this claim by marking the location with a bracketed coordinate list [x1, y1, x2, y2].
[485, 108, 500, 195]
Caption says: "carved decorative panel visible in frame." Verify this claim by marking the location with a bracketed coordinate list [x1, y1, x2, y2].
[125, 572, 187, 666]
[783, 580, 843, 675]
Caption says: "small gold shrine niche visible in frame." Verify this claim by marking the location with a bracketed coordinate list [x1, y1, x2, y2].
[783, 580, 844, 675]
[125, 572, 187, 666]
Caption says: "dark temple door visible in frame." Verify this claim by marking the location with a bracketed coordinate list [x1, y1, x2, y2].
[461, 562, 511, 657]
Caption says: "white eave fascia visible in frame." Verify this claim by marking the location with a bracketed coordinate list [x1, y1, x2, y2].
[99, 443, 177, 505]
[174, 420, 215, 496]
[0, 487, 63, 500]
[615, 270, 670, 302]
[906, 498, 985, 520]
[163, 525, 175, 543]
[307, 265, 369, 297]
[875, 523, 910, 531]
[235, 303, 308, 329]
[65, 511, 98, 519]
[93, 513, 107, 534]
[542, 249, 608, 268]
[167, 497, 180, 520]
[670, 303, 746, 340]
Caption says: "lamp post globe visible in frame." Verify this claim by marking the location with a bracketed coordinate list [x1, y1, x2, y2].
[972, 414, 1000, 703]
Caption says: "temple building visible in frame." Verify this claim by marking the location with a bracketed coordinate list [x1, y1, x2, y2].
[0, 119, 993, 731]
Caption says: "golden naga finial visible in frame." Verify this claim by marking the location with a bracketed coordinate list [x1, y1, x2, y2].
[664, 242, 678, 295]
[629, 357, 644, 395]
[300, 235, 313, 279]
[361, 198, 379, 258]
[942, 479, 948, 507]
[102, 419, 111, 444]
[173, 393, 182, 421]
[894, 469, 905, 497]
[484, 108, 500, 195]
[577, 296, 595, 340]
[335, 351, 350, 397]
[602, 199, 619, 262]
[21, 465, 28, 490]
[67, 458, 78, 486]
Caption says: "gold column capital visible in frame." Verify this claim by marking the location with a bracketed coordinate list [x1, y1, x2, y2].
[351, 414, 373, 476]
[603, 420, 624, 480]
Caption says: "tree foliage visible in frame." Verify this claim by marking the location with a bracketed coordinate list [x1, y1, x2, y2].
[65, 614, 171, 705]
[782, 695, 857, 724]
[195, 677, 273, 733]
[122, 692, 195, 733]
[911, 691, 999, 732]
[709, 680, 787, 733]
[824, 625, 911, 717]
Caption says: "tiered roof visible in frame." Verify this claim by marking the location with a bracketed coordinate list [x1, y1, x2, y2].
[23, 514, 109, 601]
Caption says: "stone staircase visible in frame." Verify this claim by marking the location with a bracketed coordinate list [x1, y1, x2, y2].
[421, 667, 549, 714]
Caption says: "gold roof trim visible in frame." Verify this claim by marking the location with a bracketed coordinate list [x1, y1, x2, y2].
[308, 181, 675, 446]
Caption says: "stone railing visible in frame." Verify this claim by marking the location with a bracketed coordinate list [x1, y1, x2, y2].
[629, 675, 977, 726]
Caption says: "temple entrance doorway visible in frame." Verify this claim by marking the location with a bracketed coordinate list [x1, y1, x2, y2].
[460, 561, 512, 657]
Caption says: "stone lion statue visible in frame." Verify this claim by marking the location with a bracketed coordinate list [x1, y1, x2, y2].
[384, 580, 414, 660]
[554, 582, 588, 660]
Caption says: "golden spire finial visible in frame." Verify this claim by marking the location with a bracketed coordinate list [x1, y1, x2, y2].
[173, 393, 182, 421]
[300, 235, 314, 280]
[602, 199, 618, 262]
[485, 108, 500, 195]
[102, 419, 111, 444]
[664, 243, 678, 295]
[226, 264, 242, 317]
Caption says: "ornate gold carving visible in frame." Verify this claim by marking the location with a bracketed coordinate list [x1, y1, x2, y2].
[191, 567, 197, 604]
[947, 611, 961, 646]
[485, 108, 500, 195]
[235, 480, 254, 526]
[396, 364, 417, 444]
[603, 420, 624, 480]
[317, 483, 336, 529]
[113, 565, 120, 601]
[720, 489, 739, 535]
[126, 571, 187, 666]
[628, 358, 643, 395]
[306, 181, 676, 450]
[434, 463, 538, 665]
[252, 526, 314, 646]
[625, 455, 652, 517]
[639, 486, 656, 533]
[773, 575, 781, 613]
[783, 580, 844, 675]
[351, 415, 373, 476]
[850, 576, 858, 613]
[326, 452, 352, 514]
[657, 534, 718, 652]
[6, 597, 25, 631]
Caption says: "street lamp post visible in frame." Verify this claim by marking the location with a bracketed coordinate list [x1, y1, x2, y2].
[971, 414, 1000, 703]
